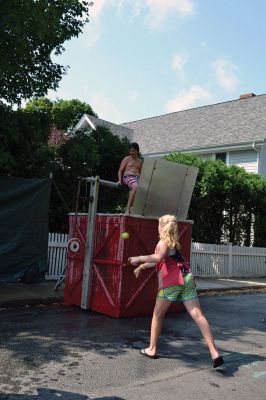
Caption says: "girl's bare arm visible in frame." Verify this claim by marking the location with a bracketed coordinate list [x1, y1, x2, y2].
[134, 262, 155, 278]
[129, 240, 168, 266]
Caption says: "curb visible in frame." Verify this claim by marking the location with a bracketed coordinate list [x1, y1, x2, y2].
[0, 296, 64, 309]
[1, 287, 266, 309]
[198, 285, 266, 296]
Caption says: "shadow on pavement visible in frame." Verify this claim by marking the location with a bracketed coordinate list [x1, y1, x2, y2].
[214, 351, 266, 378]
[0, 388, 125, 400]
[0, 294, 265, 383]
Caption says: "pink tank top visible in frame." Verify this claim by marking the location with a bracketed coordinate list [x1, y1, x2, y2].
[156, 257, 184, 289]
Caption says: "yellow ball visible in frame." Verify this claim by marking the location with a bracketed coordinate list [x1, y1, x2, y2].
[121, 231, 129, 239]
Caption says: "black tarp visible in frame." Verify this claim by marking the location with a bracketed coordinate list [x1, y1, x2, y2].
[0, 176, 51, 282]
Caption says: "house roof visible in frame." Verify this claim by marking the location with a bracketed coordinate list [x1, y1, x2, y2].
[76, 114, 133, 141]
[121, 94, 266, 155]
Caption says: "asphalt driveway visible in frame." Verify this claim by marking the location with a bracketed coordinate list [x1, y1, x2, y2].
[0, 293, 265, 400]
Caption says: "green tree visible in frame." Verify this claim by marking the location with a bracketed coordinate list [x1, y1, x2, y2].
[89, 126, 130, 213]
[49, 126, 130, 231]
[221, 166, 266, 246]
[52, 99, 97, 131]
[0, 103, 53, 177]
[24, 98, 97, 131]
[23, 97, 54, 124]
[0, 0, 92, 105]
[223, 165, 252, 244]
[164, 152, 266, 246]
[197, 159, 228, 243]
[165, 153, 228, 243]
[244, 173, 266, 247]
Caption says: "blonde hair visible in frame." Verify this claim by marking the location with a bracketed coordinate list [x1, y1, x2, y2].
[159, 214, 181, 250]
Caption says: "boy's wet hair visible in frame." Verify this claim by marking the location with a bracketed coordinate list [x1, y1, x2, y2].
[129, 142, 140, 153]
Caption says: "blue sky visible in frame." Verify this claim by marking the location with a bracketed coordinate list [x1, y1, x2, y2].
[48, 0, 266, 123]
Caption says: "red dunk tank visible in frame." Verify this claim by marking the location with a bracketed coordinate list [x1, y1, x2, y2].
[64, 213, 193, 318]
[64, 158, 198, 318]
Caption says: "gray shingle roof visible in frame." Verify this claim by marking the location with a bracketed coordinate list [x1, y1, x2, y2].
[87, 115, 133, 141]
[121, 94, 266, 155]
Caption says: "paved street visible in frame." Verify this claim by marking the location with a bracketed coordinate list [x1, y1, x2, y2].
[0, 293, 265, 400]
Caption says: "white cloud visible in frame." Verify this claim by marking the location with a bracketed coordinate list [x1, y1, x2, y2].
[129, 90, 139, 102]
[47, 87, 74, 101]
[81, 0, 194, 47]
[212, 59, 239, 92]
[90, 0, 111, 20]
[91, 92, 124, 123]
[132, 0, 142, 17]
[172, 52, 188, 78]
[165, 85, 211, 112]
[144, 0, 194, 29]
[82, 22, 103, 47]
[77, 1, 107, 48]
[116, 0, 126, 16]
[85, 0, 110, 46]
[89, 0, 194, 27]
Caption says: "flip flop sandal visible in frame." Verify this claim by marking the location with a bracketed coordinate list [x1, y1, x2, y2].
[213, 356, 224, 368]
[140, 349, 158, 359]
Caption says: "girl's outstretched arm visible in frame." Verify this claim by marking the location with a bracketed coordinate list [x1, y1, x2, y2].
[129, 240, 168, 266]
[134, 262, 155, 278]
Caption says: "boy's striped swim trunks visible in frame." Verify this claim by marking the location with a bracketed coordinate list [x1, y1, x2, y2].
[122, 175, 140, 189]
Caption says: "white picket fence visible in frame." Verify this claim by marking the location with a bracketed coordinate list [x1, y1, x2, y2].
[46, 233, 68, 280]
[190, 242, 266, 277]
[46, 234, 266, 280]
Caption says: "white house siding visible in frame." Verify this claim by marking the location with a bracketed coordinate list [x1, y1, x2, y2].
[258, 142, 266, 178]
[198, 153, 213, 160]
[228, 150, 258, 173]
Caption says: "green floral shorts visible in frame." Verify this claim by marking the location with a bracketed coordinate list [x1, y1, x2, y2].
[157, 273, 198, 303]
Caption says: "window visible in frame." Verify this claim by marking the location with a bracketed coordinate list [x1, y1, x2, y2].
[215, 152, 226, 163]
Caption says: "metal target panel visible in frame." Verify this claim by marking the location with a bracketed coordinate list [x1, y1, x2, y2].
[131, 158, 198, 219]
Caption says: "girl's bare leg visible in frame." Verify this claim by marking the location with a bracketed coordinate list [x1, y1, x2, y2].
[144, 297, 171, 356]
[183, 299, 220, 360]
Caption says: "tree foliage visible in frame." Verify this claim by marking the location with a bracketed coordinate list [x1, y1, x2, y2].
[24, 97, 97, 131]
[1, 98, 129, 232]
[2, 93, 265, 245]
[49, 126, 130, 231]
[1, 96, 97, 176]
[0, 0, 92, 105]
[0, 103, 53, 177]
[165, 153, 266, 246]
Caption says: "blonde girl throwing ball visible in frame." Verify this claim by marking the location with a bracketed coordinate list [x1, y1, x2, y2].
[128, 214, 224, 368]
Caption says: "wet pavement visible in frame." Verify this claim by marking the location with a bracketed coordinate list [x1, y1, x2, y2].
[0, 292, 265, 399]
